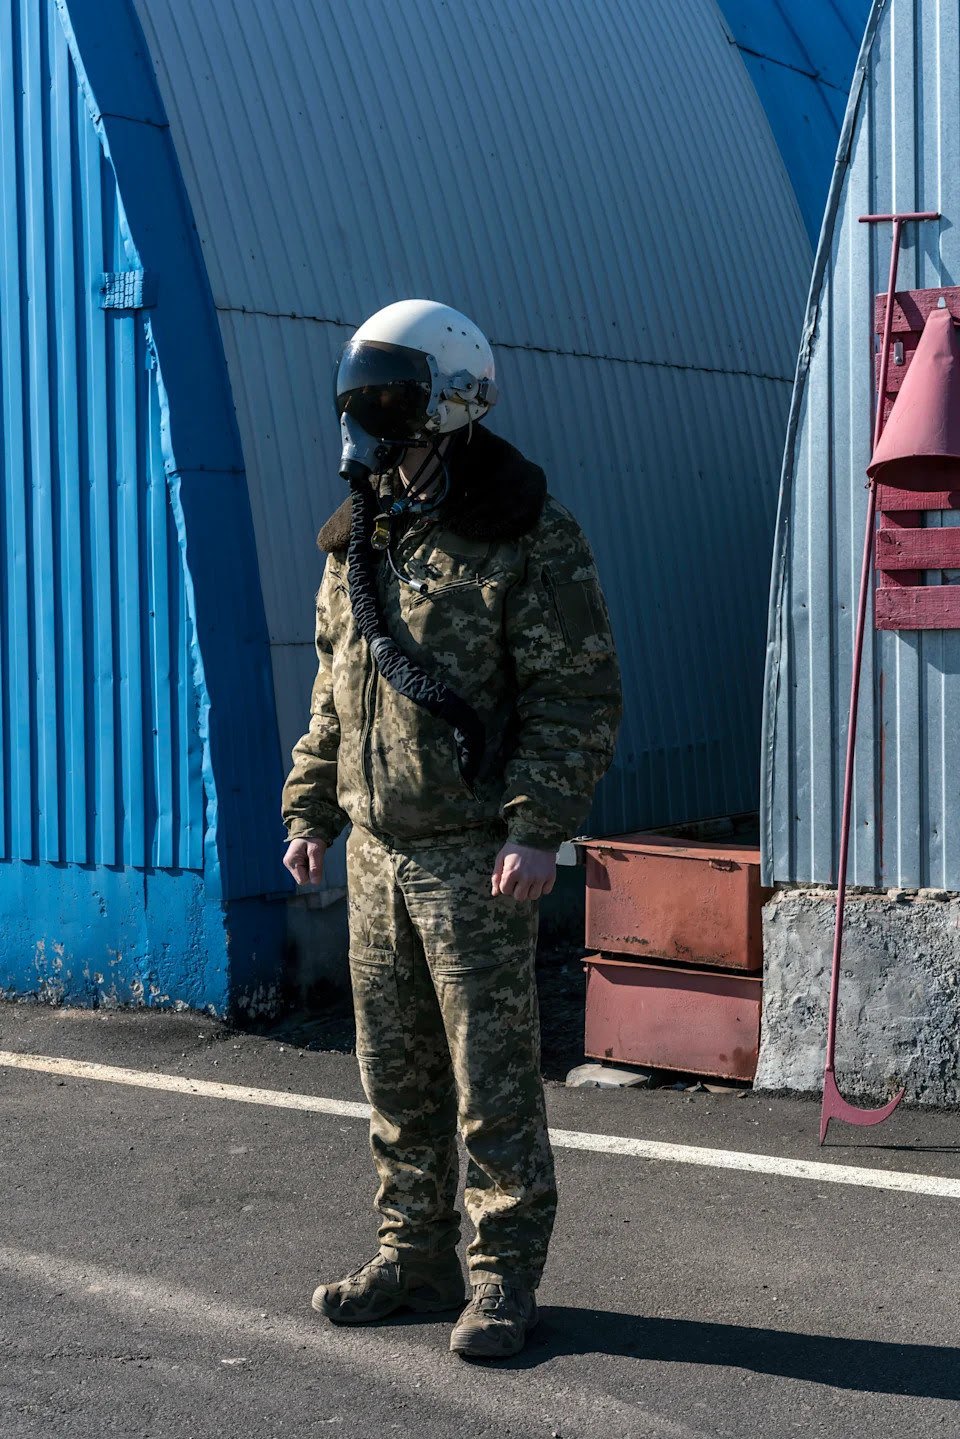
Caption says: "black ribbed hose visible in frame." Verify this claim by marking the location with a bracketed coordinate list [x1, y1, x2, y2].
[347, 478, 486, 788]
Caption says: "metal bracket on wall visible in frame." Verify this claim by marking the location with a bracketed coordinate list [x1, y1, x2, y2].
[99, 270, 158, 310]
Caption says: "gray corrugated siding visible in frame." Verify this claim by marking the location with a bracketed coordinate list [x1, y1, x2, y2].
[764, 0, 960, 889]
[134, 0, 811, 849]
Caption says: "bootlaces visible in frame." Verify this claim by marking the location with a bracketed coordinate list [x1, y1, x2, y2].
[346, 1255, 390, 1284]
[473, 1283, 512, 1315]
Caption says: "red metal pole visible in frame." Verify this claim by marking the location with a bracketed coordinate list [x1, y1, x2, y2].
[824, 485, 878, 1076]
[820, 211, 939, 1143]
[858, 212, 940, 224]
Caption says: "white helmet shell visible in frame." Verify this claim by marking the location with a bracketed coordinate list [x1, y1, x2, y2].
[347, 299, 497, 435]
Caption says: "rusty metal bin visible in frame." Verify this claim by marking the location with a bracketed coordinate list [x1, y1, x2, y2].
[583, 955, 761, 1082]
[581, 833, 767, 972]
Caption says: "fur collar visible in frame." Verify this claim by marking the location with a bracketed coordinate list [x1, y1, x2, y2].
[316, 425, 547, 553]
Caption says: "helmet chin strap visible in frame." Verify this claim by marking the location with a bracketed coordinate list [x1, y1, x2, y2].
[397, 436, 451, 512]
[370, 438, 450, 552]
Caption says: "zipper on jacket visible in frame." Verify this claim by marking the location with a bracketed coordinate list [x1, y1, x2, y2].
[540, 565, 570, 649]
[409, 575, 485, 605]
[358, 542, 398, 830]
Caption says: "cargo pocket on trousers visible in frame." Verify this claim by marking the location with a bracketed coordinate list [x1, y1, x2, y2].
[427, 898, 538, 979]
[348, 949, 404, 1063]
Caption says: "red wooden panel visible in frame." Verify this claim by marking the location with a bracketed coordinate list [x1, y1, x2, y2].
[877, 509, 918, 586]
[877, 483, 960, 510]
[875, 585, 960, 629]
[872, 287, 960, 620]
[873, 288, 960, 422]
[876, 527, 960, 568]
[874, 286, 960, 334]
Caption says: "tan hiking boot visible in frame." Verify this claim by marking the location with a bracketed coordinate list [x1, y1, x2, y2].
[312, 1252, 465, 1325]
[449, 1282, 538, 1359]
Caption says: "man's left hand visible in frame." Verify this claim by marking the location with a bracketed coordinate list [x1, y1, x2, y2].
[491, 842, 557, 902]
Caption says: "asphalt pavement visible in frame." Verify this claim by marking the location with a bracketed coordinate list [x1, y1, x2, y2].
[1, 1002, 958, 1438]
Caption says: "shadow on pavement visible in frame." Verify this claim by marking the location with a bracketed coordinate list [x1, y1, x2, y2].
[501, 1308, 960, 1397]
[854, 1144, 960, 1155]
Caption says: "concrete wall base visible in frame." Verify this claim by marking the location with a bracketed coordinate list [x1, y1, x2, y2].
[0, 861, 287, 1020]
[756, 886, 960, 1106]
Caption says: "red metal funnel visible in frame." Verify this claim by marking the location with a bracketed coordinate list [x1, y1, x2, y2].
[868, 306, 960, 480]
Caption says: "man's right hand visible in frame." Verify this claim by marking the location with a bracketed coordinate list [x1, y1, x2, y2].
[283, 837, 327, 887]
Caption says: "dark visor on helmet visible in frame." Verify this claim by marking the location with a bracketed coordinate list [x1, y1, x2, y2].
[334, 340, 434, 443]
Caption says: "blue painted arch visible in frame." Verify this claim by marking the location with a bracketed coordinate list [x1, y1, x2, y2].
[56, 0, 285, 905]
[0, 0, 286, 1014]
[55, 0, 284, 897]
[719, 0, 874, 243]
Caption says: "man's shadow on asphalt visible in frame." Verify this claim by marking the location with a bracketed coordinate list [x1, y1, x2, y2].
[493, 1307, 960, 1396]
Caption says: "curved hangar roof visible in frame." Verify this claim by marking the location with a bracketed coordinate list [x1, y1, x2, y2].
[130, 0, 811, 842]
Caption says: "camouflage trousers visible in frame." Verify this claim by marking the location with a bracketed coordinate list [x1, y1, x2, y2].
[345, 825, 558, 1289]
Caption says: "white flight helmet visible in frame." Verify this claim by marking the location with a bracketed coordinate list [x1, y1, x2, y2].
[334, 299, 498, 442]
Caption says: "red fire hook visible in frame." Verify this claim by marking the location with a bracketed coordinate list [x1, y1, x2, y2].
[819, 211, 940, 1145]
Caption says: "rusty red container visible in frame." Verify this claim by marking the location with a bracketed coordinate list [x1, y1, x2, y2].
[581, 832, 767, 972]
[583, 955, 761, 1082]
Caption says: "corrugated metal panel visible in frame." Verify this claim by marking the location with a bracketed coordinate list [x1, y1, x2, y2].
[718, 1, 873, 243]
[764, 0, 960, 890]
[56, 0, 287, 906]
[134, 0, 812, 841]
[0, 0, 204, 870]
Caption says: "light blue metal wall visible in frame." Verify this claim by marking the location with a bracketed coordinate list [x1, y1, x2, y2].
[763, 0, 960, 890]
[718, 0, 872, 244]
[0, 0, 204, 873]
[135, 0, 812, 851]
[0, 0, 286, 1011]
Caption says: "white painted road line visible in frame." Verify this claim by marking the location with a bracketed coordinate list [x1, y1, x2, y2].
[546, 1128, 960, 1198]
[0, 1050, 370, 1119]
[3, 1049, 959, 1200]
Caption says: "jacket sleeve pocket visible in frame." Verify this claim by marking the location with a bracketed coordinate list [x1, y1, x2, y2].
[541, 565, 614, 657]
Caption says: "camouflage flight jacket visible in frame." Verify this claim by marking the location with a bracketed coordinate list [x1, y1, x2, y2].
[281, 427, 622, 851]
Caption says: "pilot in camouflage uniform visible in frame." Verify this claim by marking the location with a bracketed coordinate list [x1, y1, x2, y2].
[282, 299, 621, 1360]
